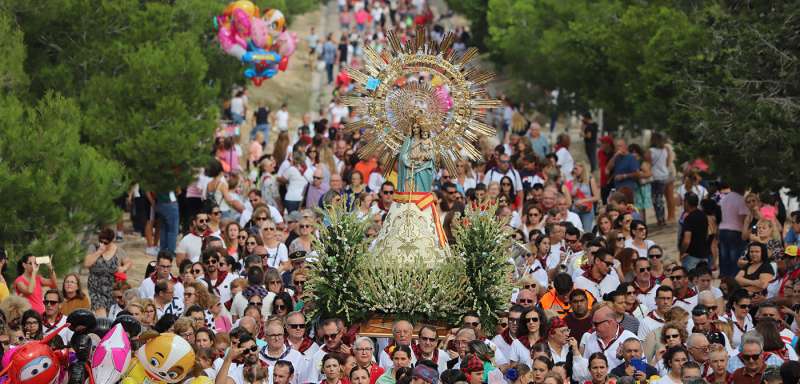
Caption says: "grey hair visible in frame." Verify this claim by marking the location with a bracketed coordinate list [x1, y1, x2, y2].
[686, 333, 708, 348]
[697, 291, 715, 304]
[354, 336, 374, 350]
[392, 319, 413, 335]
[124, 288, 141, 301]
[741, 330, 764, 350]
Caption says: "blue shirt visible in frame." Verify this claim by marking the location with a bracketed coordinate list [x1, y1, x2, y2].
[785, 228, 800, 246]
[321, 41, 337, 64]
[528, 135, 550, 159]
[612, 153, 640, 190]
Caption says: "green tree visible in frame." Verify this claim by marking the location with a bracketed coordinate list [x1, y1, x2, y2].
[674, 2, 800, 192]
[446, 0, 490, 49]
[487, 0, 705, 129]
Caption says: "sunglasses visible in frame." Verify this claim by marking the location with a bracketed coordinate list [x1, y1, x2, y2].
[255, 216, 269, 221]
[274, 304, 288, 311]
[249, 301, 263, 306]
[523, 284, 537, 290]
[526, 317, 540, 323]
[323, 334, 339, 340]
[498, 322, 508, 328]
[192, 269, 203, 274]
[207, 259, 219, 265]
[238, 235, 248, 240]
[44, 300, 60, 306]
[741, 353, 760, 361]
[382, 190, 394, 195]
[246, 241, 257, 246]
[518, 299, 534, 304]
[665, 333, 680, 340]
[738, 304, 751, 309]
[243, 345, 258, 354]
[463, 321, 480, 327]
[287, 323, 306, 329]
[99, 239, 111, 245]
[648, 253, 663, 259]
[299, 225, 312, 229]
[211, 211, 222, 216]
[672, 274, 687, 280]
[293, 280, 306, 286]
[638, 267, 651, 273]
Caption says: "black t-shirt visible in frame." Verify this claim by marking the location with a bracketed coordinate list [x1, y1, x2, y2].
[584, 122, 598, 143]
[255, 107, 269, 125]
[565, 313, 592, 340]
[743, 262, 774, 281]
[682, 209, 709, 258]
[338, 43, 348, 63]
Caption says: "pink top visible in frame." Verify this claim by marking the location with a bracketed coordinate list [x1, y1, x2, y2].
[719, 191, 749, 232]
[249, 141, 263, 164]
[14, 275, 45, 314]
[215, 315, 232, 333]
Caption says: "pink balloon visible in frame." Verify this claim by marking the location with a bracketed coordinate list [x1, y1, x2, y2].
[250, 17, 270, 49]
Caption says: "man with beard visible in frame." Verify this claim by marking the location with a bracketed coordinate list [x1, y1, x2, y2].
[200, 247, 236, 304]
[177, 212, 211, 265]
[573, 249, 620, 302]
[669, 266, 698, 312]
[216, 332, 263, 384]
[310, 318, 352, 382]
[564, 289, 593, 340]
[491, 305, 522, 364]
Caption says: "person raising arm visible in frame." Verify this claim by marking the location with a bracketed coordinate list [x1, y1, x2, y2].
[14, 254, 57, 314]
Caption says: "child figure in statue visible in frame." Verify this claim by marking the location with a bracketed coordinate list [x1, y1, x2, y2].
[398, 115, 436, 192]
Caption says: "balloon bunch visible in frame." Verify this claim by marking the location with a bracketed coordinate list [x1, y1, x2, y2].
[215, 0, 297, 86]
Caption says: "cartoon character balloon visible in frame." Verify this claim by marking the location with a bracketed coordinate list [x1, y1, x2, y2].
[91, 324, 132, 384]
[215, 1, 295, 85]
[0, 324, 71, 384]
[120, 332, 195, 384]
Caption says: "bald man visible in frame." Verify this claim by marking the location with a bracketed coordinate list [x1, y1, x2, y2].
[579, 305, 638, 369]
[378, 320, 416, 369]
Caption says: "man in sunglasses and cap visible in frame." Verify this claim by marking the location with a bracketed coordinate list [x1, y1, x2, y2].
[282, 251, 307, 288]
[217, 331, 266, 384]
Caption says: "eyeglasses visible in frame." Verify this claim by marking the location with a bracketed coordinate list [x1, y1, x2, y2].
[299, 224, 312, 229]
[592, 319, 610, 327]
[638, 267, 651, 273]
[648, 253, 663, 259]
[741, 353, 760, 361]
[44, 300, 60, 306]
[256, 216, 269, 221]
[293, 280, 306, 286]
[323, 334, 339, 340]
[287, 323, 306, 329]
[355, 347, 373, 352]
[266, 333, 284, 338]
[262, 227, 276, 231]
[665, 333, 681, 340]
[690, 345, 710, 352]
[526, 317, 540, 323]
[238, 235, 248, 240]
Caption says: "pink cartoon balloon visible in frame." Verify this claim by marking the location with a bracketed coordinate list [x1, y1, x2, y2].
[92, 324, 132, 384]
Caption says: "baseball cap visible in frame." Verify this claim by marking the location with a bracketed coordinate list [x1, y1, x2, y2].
[785, 245, 798, 257]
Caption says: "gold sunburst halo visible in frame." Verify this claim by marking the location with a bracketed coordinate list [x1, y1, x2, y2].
[342, 26, 503, 177]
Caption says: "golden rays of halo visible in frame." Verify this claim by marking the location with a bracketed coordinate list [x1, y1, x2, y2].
[342, 26, 503, 177]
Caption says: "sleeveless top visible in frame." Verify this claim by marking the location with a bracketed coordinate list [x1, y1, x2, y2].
[650, 147, 669, 181]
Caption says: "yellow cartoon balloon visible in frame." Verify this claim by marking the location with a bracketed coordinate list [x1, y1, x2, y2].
[121, 332, 195, 384]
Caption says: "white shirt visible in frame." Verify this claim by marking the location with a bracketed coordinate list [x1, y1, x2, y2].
[633, 281, 660, 310]
[573, 272, 620, 302]
[482, 168, 523, 192]
[490, 334, 515, 367]
[283, 166, 311, 201]
[276, 109, 289, 131]
[520, 260, 548, 288]
[672, 291, 698, 313]
[231, 97, 245, 115]
[555, 147, 574, 181]
[564, 211, 584, 232]
[138, 275, 184, 305]
[637, 311, 665, 340]
[378, 346, 418, 371]
[580, 328, 638, 370]
[265, 243, 289, 268]
[623, 239, 656, 259]
[259, 344, 309, 384]
[176, 233, 204, 263]
[330, 104, 349, 124]
[201, 272, 237, 304]
[43, 314, 73, 346]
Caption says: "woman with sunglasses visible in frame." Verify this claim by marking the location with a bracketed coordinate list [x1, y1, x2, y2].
[289, 218, 316, 255]
[260, 218, 289, 271]
[84, 228, 131, 317]
[271, 292, 294, 318]
[653, 323, 687, 375]
[521, 205, 545, 242]
[510, 306, 548, 367]
[646, 245, 668, 284]
[720, 288, 752, 349]
[244, 234, 263, 256]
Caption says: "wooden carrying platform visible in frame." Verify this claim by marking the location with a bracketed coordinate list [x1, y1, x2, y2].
[357, 315, 451, 338]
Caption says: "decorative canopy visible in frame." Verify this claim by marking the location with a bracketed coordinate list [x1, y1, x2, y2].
[342, 26, 503, 177]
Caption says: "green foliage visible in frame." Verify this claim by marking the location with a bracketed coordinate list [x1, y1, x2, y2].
[308, 202, 371, 323]
[357, 252, 467, 324]
[446, 0, 489, 49]
[0, 92, 125, 274]
[450, 205, 514, 332]
[487, 0, 705, 129]
[674, 2, 800, 193]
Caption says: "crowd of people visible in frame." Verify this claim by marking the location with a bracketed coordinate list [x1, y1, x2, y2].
[2, 1, 800, 384]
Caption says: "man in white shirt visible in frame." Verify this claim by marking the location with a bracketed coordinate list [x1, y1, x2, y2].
[632, 257, 660, 310]
[42, 289, 73, 345]
[139, 251, 184, 305]
[310, 319, 352, 382]
[579, 306, 638, 369]
[556, 195, 583, 231]
[414, 325, 452, 373]
[176, 212, 209, 265]
[230, 91, 246, 124]
[259, 318, 309, 384]
[200, 249, 236, 304]
[378, 319, 416, 369]
[154, 280, 183, 320]
[573, 249, 620, 302]
[637, 286, 673, 340]
[275, 103, 289, 131]
[669, 266, 698, 312]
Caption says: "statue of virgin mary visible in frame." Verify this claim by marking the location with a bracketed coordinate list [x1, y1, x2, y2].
[397, 118, 435, 193]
